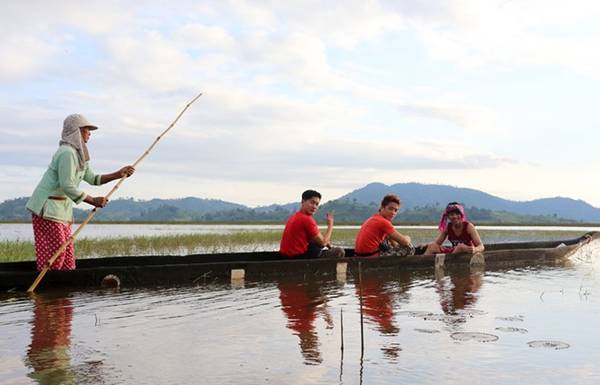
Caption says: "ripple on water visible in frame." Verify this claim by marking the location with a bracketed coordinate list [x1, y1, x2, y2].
[381, 342, 403, 361]
[397, 310, 432, 318]
[456, 309, 487, 317]
[0, 306, 32, 327]
[414, 328, 440, 334]
[496, 315, 525, 322]
[423, 314, 466, 323]
[397, 310, 466, 323]
[495, 326, 528, 333]
[527, 340, 570, 350]
[451, 332, 499, 342]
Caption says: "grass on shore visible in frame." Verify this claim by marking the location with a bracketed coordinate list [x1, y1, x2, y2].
[0, 228, 585, 263]
[0, 231, 277, 262]
[0, 229, 362, 262]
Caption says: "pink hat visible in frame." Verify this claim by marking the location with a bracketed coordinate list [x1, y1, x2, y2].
[438, 202, 467, 232]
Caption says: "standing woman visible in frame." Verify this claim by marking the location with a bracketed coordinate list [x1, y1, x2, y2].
[26, 114, 135, 271]
[424, 202, 484, 255]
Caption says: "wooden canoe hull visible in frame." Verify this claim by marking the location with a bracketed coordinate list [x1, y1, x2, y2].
[1, 232, 597, 291]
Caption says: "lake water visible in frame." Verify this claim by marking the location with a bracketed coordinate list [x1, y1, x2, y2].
[2, 223, 600, 242]
[1, 239, 600, 384]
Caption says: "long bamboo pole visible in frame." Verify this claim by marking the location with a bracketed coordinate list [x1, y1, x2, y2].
[27, 92, 203, 293]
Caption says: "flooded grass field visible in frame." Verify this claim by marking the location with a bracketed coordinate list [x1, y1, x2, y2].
[1, 235, 600, 385]
[1, 223, 597, 261]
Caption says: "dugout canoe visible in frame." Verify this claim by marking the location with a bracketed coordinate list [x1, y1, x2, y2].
[1, 232, 597, 292]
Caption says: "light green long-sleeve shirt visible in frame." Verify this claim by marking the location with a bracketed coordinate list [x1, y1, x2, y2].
[26, 145, 101, 223]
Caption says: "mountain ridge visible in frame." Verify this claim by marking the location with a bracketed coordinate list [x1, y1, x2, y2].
[1, 182, 598, 223]
[338, 182, 600, 222]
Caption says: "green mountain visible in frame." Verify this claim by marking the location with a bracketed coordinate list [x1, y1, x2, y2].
[88, 197, 246, 221]
[0, 197, 31, 221]
[313, 199, 577, 224]
[0, 196, 246, 222]
[0, 181, 595, 223]
[340, 182, 600, 222]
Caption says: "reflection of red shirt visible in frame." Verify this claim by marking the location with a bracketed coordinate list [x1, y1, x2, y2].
[279, 283, 317, 334]
[279, 211, 319, 257]
[355, 214, 395, 254]
[278, 282, 323, 364]
[359, 279, 397, 334]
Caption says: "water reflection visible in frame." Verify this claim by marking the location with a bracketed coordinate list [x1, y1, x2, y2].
[436, 267, 483, 316]
[278, 278, 333, 365]
[358, 272, 399, 335]
[3, 252, 596, 385]
[355, 269, 414, 361]
[26, 295, 75, 385]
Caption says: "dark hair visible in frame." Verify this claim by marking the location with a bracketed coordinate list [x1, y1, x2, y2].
[302, 189, 322, 201]
[381, 194, 401, 207]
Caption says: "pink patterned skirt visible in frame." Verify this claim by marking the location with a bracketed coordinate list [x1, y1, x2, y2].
[31, 213, 76, 271]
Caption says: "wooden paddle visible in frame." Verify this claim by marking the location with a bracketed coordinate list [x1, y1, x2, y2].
[27, 92, 203, 293]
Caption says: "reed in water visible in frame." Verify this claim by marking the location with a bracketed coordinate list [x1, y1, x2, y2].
[0, 229, 361, 262]
[0, 228, 583, 262]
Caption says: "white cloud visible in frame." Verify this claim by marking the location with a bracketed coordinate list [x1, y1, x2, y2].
[107, 33, 194, 93]
[409, 0, 600, 74]
[1, 1, 599, 209]
[174, 24, 237, 52]
[397, 100, 499, 133]
[0, 2, 132, 80]
[244, 32, 340, 90]
[0, 2, 131, 35]
[0, 36, 57, 81]
[274, 1, 404, 48]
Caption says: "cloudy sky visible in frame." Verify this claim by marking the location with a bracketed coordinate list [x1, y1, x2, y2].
[2, 1, 599, 207]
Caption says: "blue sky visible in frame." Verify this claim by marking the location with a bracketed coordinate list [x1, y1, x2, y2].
[1, 1, 599, 207]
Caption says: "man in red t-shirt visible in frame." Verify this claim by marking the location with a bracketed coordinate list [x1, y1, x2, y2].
[279, 190, 345, 259]
[354, 194, 413, 257]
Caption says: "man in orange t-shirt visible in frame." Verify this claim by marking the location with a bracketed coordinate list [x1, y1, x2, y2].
[354, 194, 413, 257]
[280, 190, 345, 259]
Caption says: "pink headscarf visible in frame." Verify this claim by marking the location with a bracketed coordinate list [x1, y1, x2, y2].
[438, 202, 468, 233]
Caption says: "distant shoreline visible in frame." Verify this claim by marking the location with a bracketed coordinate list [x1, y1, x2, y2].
[2, 220, 600, 227]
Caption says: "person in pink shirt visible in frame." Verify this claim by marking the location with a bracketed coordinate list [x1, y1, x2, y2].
[424, 202, 485, 255]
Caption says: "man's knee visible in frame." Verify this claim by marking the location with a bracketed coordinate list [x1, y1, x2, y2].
[321, 246, 345, 258]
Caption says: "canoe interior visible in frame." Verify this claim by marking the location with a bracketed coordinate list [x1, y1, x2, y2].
[1, 232, 597, 292]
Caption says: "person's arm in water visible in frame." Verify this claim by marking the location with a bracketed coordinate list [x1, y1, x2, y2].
[454, 223, 484, 253]
[311, 212, 334, 247]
